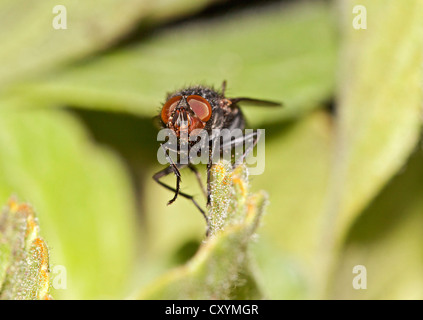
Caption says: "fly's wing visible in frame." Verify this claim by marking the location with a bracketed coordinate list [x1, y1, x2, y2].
[229, 97, 282, 107]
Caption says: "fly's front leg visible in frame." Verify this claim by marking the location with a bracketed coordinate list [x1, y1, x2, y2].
[159, 144, 182, 204]
[153, 165, 209, 234]
[155, 144, 210, 234]
[153, 164, 182, 205]
[206, 161, 212, 206]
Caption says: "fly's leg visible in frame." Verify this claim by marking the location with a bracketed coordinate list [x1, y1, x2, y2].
[153, 166, 210, 235]
[233, 129, 260, 169]
[205, 130, 259, 205]
[188, 164, 207, 199]
[160, 144, 182, 205]
[206, 138, 216, 207]
[154, 145, 210, 234]
[153, 165, 182, 205]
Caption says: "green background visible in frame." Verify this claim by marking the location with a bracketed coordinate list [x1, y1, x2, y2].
[0, 0, 422, 299]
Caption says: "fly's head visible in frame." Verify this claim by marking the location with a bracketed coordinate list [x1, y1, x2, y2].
[159, 86, 229, 141]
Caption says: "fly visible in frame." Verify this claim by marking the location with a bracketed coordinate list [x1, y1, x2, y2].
[153, 81, 281, 235]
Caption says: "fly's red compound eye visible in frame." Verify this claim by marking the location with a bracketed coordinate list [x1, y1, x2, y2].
[161, 96, 182, 123]
[187, 95, 212, 122]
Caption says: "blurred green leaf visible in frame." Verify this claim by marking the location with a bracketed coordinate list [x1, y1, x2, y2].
[1, 0, 418, 301]
[330, 149, 423, 299]
[252, 110, 333, 299]
[138, 162, 267, 299]
[0, 199, 52, 300]
[0, 108, 137, 299]
[6, 1, 337, 126]
[325, 0, 423, 251]
[0, 0, 217, 89]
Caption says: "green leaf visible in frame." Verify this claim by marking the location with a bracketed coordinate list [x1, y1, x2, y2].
[0, 0, 216, 89]
[251, 110, 333, 298]
[7, 1, 337, 126]
[325, 0, 423, 248]
[0, 109, 137, 299]
[329, 149, 423, 299]
[0, 198, 52, 300]
[137, 162, 267, 299]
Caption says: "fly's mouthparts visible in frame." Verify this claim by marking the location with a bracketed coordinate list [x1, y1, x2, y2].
[171, 114, 190, 139]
